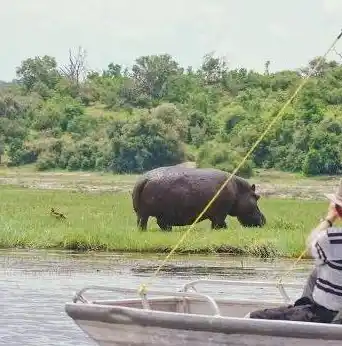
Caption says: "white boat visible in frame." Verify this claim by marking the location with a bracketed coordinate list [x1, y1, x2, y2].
[65, 279, 342, 346]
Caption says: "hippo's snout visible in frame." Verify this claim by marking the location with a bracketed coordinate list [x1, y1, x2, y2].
[237, 211, 266, 228]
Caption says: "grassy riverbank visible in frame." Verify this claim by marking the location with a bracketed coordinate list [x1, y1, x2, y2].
[0, 182, 334, 258]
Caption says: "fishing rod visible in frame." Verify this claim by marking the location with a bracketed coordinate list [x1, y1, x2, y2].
[138, 28, 342, 296]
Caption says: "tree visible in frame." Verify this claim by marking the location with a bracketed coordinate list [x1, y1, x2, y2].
[16, 55, 60, 91]
[0, 136, 4, 164]
[4, 49, 342, 177]
[199, 52, 228, 85]
[264, 60, 270, 75]
[131, 54, 183, 100]
[299, 57, 339, 78]
[102, 63, 122, 78]
[59, 46, 88, 86]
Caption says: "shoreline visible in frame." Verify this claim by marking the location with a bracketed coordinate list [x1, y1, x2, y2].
[0, 168, 340, 259]
[0, 243, 313, 259]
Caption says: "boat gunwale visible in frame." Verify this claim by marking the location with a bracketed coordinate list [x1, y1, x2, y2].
[89, 296, 287, 307]
[71, 279, 304, 306]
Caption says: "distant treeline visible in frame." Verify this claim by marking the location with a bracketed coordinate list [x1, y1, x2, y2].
[1, 48, 342, 177]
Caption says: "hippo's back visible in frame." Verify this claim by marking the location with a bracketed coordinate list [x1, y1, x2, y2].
[143, 166, 229, 181]
[137, 166, 236, 223]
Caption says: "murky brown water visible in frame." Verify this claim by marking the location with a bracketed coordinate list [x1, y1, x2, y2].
[1, 250, 315, 346]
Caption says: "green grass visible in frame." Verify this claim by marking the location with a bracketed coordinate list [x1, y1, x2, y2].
[0, 184, 335, 258]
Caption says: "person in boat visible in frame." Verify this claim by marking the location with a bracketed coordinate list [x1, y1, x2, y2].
[249, 179, 342, 323]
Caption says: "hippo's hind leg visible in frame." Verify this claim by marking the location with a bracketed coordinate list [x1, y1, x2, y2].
[156, 217, 172, 232]
[137, 214, 148, 231]
[210, 215, 227, 230]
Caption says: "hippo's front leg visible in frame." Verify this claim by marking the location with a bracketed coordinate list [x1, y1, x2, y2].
[157, 217, 172, 232]
[210, 216, 228, 230]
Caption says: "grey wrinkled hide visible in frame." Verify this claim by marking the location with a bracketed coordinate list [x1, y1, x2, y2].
[132, 165, 266, 231]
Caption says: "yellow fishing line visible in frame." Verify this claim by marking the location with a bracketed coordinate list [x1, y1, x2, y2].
[138, 30, 342, 297]
[277, 248, 308, 285]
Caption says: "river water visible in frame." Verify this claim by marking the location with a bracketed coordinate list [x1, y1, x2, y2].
[1, 250, 315, 346]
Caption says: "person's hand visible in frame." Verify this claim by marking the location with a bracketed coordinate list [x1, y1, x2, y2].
[326, 202, 340, 224]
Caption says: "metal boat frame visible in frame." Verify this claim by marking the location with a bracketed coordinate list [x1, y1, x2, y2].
[65, 279, 342, 346]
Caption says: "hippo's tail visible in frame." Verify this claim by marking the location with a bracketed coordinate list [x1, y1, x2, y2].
[132, 177, 148, 213]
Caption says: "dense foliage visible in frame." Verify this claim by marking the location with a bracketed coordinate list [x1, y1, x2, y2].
[1, 51, 342, 177]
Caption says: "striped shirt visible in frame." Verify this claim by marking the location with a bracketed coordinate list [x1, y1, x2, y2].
[310, 226, 342, 312]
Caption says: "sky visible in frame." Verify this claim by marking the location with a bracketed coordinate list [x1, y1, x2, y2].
[2, 0, 342, 81]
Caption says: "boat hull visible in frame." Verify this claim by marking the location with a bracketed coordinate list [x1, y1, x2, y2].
[65, 280, 342, 346]
[66, 300, 342, 346]
[71, 319, 342, 346]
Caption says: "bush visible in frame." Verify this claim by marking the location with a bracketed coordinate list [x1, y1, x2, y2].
[197, 141, 254, 178]
[302, 149, 322, 176]
[36, 151, 57, 171]
[105, 109, 187, 173]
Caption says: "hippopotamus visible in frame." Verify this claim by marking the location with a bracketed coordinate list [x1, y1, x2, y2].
[131, 165, 266, 231]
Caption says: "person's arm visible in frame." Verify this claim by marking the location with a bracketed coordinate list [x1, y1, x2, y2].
[307, 219, 331, 247]
[307, 203, 339, 262]
[308, 230, 328, 265]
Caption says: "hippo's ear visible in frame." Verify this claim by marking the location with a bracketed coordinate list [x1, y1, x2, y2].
[251, 184, 255, 191]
